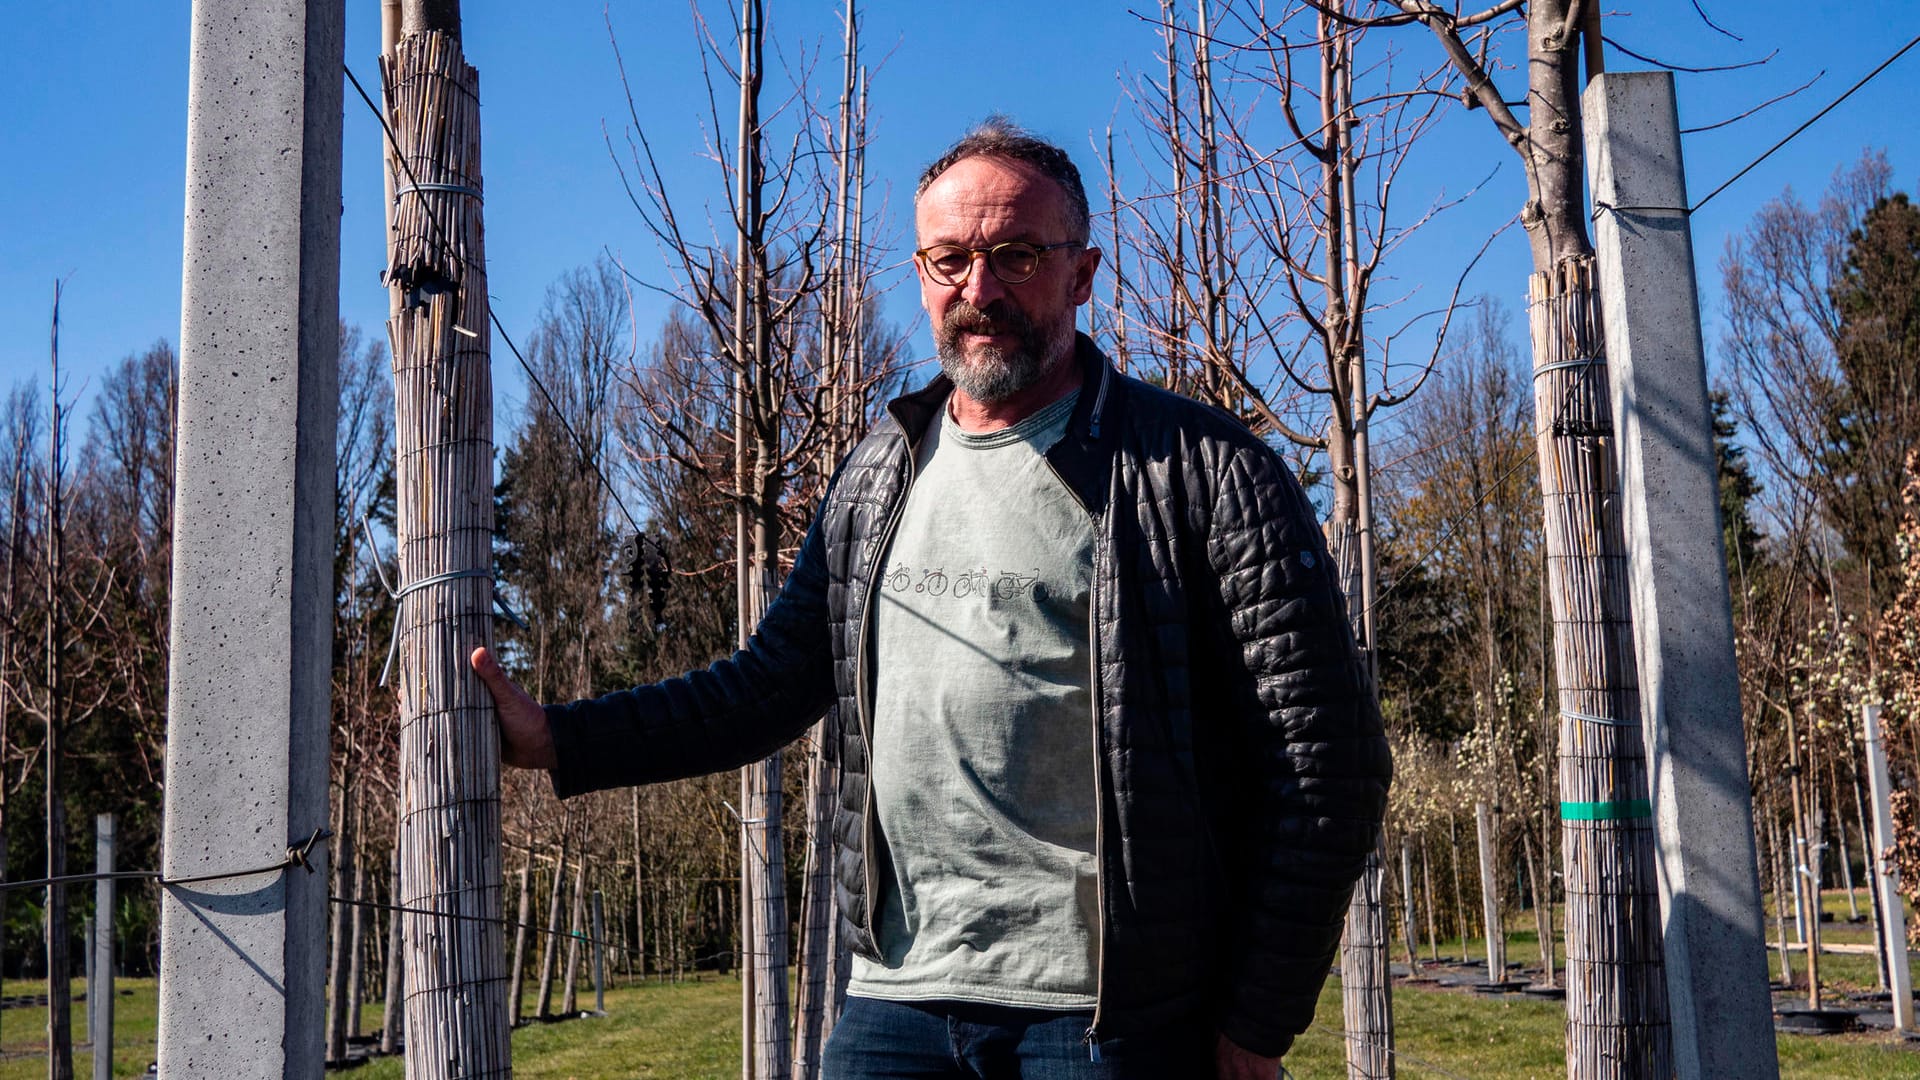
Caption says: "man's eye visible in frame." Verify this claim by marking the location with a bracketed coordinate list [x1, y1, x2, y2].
[994, 246, 1040, 276]
[929, 250, 970, 275]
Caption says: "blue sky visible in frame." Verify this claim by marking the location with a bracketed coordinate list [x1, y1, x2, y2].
[3, 1, 1917, 431]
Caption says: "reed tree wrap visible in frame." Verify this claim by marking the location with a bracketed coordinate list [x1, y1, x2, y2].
[1528, 256, 1671, 1077]
[382, 28, 513, 1078]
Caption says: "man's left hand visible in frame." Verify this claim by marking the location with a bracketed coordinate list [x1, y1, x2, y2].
[1215, 1033, 1283, 1079]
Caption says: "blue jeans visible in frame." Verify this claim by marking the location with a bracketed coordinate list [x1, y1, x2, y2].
[820, 996, 1212, 1079]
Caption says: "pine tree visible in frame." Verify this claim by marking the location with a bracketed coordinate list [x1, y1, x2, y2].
[1821, 193, 1920, 598]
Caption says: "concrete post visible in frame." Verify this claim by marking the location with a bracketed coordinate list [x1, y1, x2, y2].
[1584, 70, 1779, 1080]
[93, 814, 115, 1080]
[1863, 704, 1914, 1032]
[158, 2, 341, 1078]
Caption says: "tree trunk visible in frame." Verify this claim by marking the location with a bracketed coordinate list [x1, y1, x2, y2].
[1420, 837, 1438, 963]
[382, 7, 511, 1074]
[1529, 258, 1672, 1073]
[1830, 760, 1859, 921]
[1399, 839, 1419, 970]
[1332, 511, 1391, 1078]
[1449, 814, 1469, 961]
[1475, 802, 1506, 983]
[1404, 3, 1671, 1069]
[508, 861, 532, 1023]
[348, 860, 367, 1038]
[632, 789, 646, 978]
[327, 779, 356, 1060]
[1523, 830, 1555, 988]
[729, 4, 790, 1075]
[382, 850, 405, 1054]
[1806, 794, 1825, 1008]
[562, 864, 587, 1016]
[538, 829, 571, 1018]
[46, 282, 73, 1080]
[792, 716, 841, 1080]
[1767, 811, 1792, 986]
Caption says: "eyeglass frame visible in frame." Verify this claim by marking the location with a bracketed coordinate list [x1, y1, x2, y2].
[913, 240, 1084, 286]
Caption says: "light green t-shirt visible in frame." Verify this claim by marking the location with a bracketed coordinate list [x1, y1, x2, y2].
[849, 389, 1099, 1009]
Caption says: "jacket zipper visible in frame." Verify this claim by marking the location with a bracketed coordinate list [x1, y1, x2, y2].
[1047, 452, 1107, 1057]
[854, 436, 917, 950]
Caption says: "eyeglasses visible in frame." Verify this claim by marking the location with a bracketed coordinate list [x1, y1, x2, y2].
[915, 241, 1082, 286]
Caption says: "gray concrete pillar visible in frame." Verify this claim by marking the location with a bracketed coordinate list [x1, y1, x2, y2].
[1584, 70, 1779, 1080]
[1863, 704, 1914, 1031]
[158, 2, 342, 1077]
[93, 814, 115, 1080]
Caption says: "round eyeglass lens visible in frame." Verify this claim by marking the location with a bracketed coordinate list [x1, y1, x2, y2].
[989, 243, 1041, 283]
[925, 247, 972, 283]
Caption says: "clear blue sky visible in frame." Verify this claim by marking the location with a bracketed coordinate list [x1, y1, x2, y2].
[4, 1, 1917, 427]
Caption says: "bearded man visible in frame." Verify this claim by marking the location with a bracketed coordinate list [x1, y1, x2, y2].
[474, 117, 1390, 1079]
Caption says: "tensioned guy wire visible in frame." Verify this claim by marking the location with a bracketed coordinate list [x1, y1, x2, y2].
[343, 62, 644, 539]
[0, 827, 332, 895]
[1689, 31, 1920, 214]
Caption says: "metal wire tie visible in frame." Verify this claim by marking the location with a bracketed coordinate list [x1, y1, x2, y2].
[1532, 357, 1604, 379]
[1562, 708, 1637, 727]
[394, 181, 483, 202]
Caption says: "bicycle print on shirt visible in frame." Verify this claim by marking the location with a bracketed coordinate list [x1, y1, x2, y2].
[883, 563, 1045, 601]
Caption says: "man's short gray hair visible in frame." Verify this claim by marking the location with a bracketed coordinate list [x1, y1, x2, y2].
[915, 116, 1091, 244]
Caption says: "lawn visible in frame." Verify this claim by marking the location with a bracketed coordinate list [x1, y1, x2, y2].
[1, 890, 1914, 1079]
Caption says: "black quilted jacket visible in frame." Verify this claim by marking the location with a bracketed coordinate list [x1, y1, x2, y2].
[546, 335, 1390, 1057]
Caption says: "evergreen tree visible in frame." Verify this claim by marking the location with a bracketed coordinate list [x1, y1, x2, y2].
[1821, 191, 1920, 598]
[1711, 389, 1764, 580]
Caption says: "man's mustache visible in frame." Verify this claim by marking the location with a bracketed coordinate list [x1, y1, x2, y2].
[944, 300, 1032, 338]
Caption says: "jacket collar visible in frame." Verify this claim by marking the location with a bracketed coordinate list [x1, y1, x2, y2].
[884, 333, 1120, 518]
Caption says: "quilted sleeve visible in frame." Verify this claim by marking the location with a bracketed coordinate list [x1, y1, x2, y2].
[1205, 442, 1391, 1058]
[543, 504, 837, 799]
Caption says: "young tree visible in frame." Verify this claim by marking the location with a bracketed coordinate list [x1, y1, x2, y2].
[380, 2, 511, 1072]
[1331, 2, 1675, 1067]
[44, 282, 76, 1080]
[606, 2, 897, 1070]
[1113, 5, 1489, 1070]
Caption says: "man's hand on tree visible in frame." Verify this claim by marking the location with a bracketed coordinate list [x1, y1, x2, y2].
[1215, 1033, 1284, 1080]
[470, 646, 558, 771]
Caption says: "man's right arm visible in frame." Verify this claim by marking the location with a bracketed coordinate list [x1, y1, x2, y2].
[474, 505, 838, 798]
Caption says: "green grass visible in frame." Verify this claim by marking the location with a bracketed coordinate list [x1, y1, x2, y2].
[3, 899, 1917, 1080]
[0, 977, 158, 1080]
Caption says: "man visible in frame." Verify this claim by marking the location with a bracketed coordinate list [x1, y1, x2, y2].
[474, 117, 1389, 1078]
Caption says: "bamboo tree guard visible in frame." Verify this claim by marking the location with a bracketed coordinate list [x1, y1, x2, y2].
[1528, 258, 1671, 1075]
[381, 28, 512, 1077]
[1332, 519, 1393, 1079]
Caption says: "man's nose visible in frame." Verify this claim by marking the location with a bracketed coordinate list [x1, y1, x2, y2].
[959, 251, 1008, 309]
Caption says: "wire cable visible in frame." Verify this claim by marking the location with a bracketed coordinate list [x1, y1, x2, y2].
[343, 62, 643, 537]
[0, 827, 331, 895]
[1690, 31, 1920, 214]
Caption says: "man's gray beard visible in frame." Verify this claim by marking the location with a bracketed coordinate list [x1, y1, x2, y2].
[935, 302, 1070, 404]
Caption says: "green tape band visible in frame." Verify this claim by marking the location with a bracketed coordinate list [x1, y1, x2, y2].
[1560, 799, 1652, 821]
